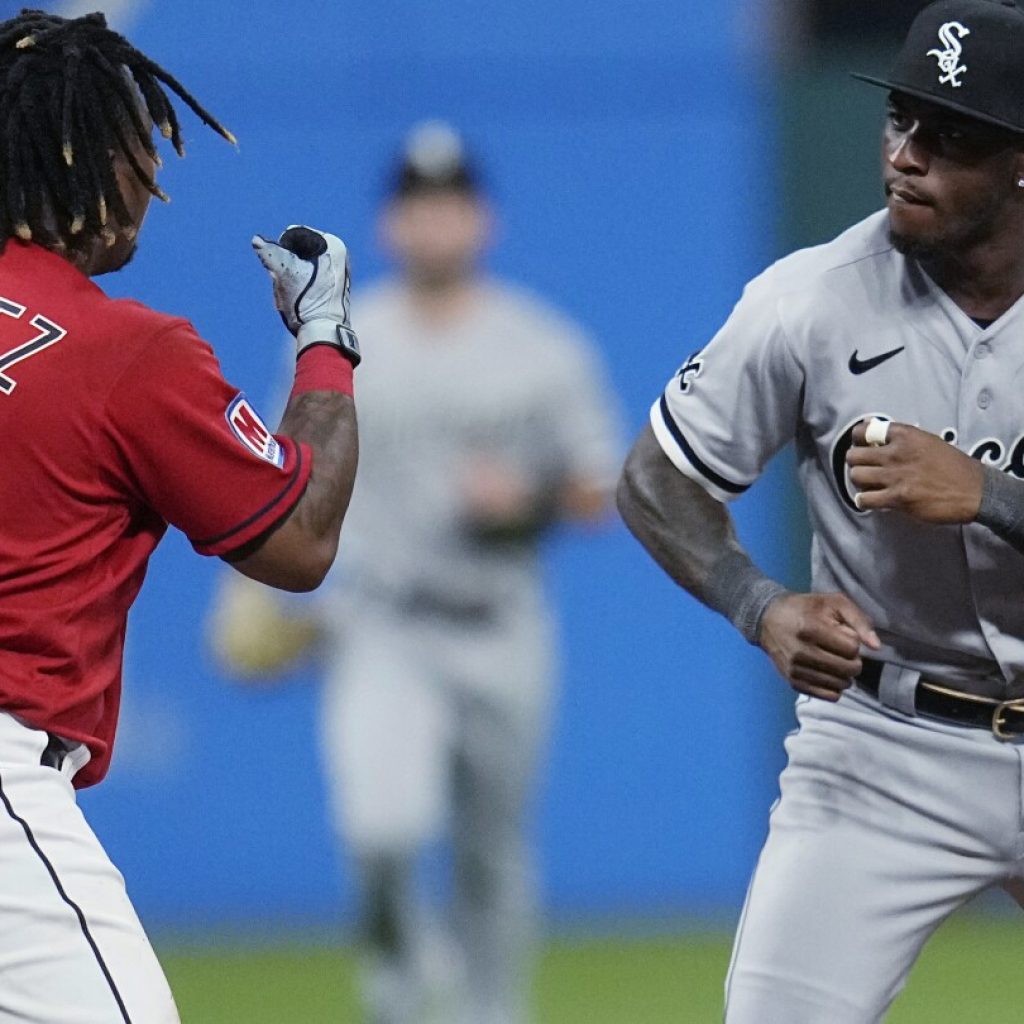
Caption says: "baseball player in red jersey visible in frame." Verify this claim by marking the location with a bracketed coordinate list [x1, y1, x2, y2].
[0, 10, 360, 1022]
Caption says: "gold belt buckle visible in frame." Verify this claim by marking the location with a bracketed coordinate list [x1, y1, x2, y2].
[992, 698, 1024, 741]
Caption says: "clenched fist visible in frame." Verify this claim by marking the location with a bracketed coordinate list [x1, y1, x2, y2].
[252, 225, 361, 366]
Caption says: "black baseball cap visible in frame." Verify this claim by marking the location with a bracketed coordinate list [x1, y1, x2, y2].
[390, 120, 480, 198]
[854, 0, 1024, 134]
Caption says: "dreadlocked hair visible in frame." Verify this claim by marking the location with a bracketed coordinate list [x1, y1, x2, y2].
[0, 8, 235, 254]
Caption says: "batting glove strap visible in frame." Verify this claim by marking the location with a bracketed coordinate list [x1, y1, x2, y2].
[253, 225, 361, 367]
[703, 548, 790, 645]
[977, 464, 1024, 556]
[296, 322, 361, 366]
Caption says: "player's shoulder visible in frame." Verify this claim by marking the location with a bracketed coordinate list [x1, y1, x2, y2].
[748, 210, 895, 303]
[83, 296, 207, 392]
[481, 278, 595, 354]
[483, 280, 607, 386]
[0, 242, 197, 356]
[99, 296, 193, 343]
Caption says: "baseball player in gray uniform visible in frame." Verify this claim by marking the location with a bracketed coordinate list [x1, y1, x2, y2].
[618, 1, 1024, 1020]
[307, 123, 618, 1024]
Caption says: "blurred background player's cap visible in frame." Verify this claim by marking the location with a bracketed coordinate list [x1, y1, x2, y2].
[853, 0, 1024, 134]
[391, 120, 480, 197]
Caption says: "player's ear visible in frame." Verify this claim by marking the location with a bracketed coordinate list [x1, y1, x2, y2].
[1013, 149, 1024, 193]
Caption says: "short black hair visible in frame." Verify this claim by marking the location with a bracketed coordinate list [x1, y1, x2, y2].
[0, 8, 234, 254]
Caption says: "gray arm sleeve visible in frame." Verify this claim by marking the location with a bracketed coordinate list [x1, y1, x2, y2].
[976, 465, 1024, 555]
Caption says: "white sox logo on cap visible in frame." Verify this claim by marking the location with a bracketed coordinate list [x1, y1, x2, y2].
[855, 1, 1024, 135]
[927, 20, 971, 87]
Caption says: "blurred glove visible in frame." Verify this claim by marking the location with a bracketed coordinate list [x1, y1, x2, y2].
[252, 225, 361, 366]
[208, 573, 322, 680]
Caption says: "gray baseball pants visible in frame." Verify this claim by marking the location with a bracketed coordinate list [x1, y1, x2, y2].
[725, 684, 1024, 1023]
[319, 603, 552, 1024]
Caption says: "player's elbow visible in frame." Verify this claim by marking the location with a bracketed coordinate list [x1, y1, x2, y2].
[223, 528, 339, 593]
[276, 535, 339, 592]
[615, 469, 634, 525]
[616, 447, 649, 531]
[616, 429, 685, 542]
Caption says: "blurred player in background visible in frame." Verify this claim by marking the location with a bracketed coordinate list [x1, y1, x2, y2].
[213, 121, 621, 1024]
[0, 9, 360, 1022]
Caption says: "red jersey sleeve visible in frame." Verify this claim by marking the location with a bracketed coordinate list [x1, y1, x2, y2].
[104, 320, 311, 556]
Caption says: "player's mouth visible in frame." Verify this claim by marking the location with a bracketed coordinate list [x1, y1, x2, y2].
[885, 181, 932, 206]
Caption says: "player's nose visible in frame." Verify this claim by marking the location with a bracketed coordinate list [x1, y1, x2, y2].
[886, 122, 929, 174]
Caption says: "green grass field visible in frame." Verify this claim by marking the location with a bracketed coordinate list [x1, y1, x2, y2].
[159, 913, 1022, 1022]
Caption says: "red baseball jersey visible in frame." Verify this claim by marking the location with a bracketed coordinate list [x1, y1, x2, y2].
[0, 242, 312, 787]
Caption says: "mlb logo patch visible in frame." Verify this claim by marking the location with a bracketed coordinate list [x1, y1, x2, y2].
[226, 394, 284, 469]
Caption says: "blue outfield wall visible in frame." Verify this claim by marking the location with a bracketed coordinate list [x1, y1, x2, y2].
[60, 0, 796, 930]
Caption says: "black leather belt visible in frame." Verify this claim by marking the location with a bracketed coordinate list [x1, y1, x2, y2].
[857, 659, 1024, 741]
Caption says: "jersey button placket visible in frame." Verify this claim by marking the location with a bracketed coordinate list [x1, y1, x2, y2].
[958, 349, 993, 637]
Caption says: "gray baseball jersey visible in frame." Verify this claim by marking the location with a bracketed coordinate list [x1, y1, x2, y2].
[324, 277, 620, 634]
[652, 208, 1024, 695]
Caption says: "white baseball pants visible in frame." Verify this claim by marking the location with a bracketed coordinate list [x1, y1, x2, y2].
[0, 712, 178, 1023]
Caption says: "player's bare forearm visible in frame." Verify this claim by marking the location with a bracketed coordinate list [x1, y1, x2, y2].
[619, 426, 879, 698]
[279, 388, 358, 537]
[226, 391, 357, 592]
[617, 425, 742, 596]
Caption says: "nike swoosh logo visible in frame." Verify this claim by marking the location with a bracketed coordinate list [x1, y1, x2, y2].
[848, 346, 906, 375]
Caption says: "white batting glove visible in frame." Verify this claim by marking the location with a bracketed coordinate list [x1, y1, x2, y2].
[252, 225, 361, 366]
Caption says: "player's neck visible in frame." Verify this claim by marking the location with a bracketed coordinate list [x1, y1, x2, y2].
[404, 275, 480, 327]
[920, 242, 1024, 321]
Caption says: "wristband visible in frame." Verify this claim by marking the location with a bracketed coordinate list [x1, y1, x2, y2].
[297, 321, 361, 367]
[703, 547, 789, 645]
[976, 464, 1024, 555]
[292, 344, 354, 397]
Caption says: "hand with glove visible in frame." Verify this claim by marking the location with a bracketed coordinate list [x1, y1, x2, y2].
[229, 225, 360, 593]
[252, 225, 361, 366]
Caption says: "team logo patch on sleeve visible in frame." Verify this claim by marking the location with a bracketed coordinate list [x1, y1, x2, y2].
[226, 394, 285, 469]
